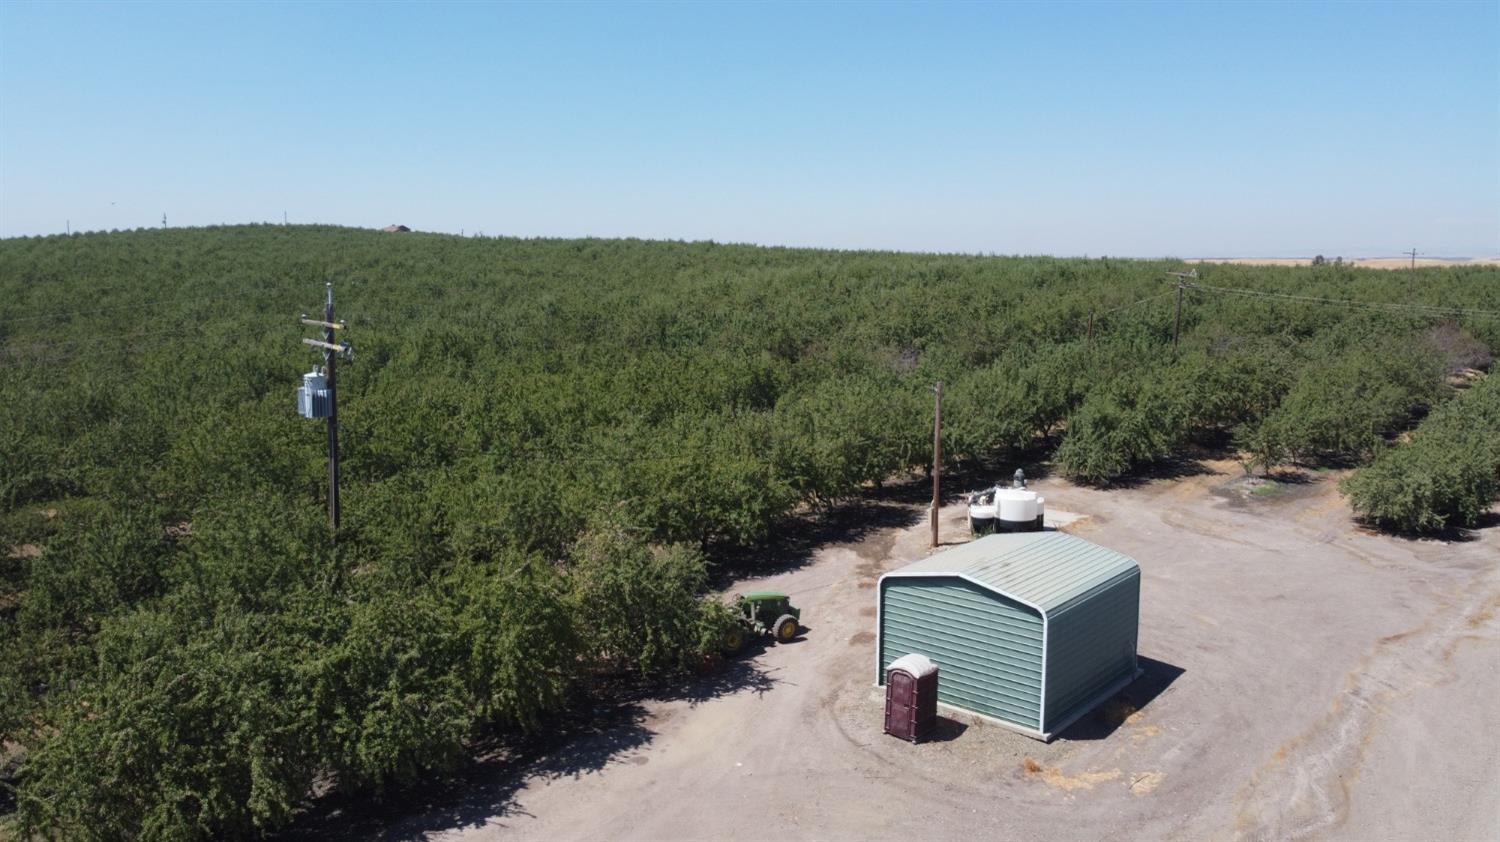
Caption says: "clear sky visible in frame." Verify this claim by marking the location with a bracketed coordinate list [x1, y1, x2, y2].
[1, 1, 1496, 257]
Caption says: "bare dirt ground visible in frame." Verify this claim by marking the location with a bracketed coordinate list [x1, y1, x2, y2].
[298, 463, 1500, 842]
[1187, 256, 1500, 270]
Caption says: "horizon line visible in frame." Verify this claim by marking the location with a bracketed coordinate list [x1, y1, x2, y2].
[2, 221, 1496, 263]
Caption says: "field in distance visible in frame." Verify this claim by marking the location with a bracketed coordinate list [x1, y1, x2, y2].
[1190, 255, 1500, 269]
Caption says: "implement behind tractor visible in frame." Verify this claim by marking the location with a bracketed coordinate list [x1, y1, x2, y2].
[721, 592, 801, 654]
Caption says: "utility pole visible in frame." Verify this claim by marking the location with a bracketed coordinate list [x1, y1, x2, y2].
[1404, 247, 1419, 272]
[299, 283, 350, 534]
[1174, 284, 1182, 352]
[931, 381, 942, 549]
[162, 213, 167, 228]
[1166, 270, 1198, 353]
[324, 284, 340, 532]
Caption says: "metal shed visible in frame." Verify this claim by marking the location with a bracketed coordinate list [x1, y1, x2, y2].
[876, 531, 1141, 741]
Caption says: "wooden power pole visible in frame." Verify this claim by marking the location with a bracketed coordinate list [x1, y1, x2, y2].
[324, 284, 340, 531]
[931, 381, 942, 549]
[299, 283, 349, 534]
[1174, 284, 1183, 352]
[1166, 270, 1197, 353]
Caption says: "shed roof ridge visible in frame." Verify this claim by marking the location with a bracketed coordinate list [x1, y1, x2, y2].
[978, 539, 1097, 597]
[885, 531, 1138, 613]
[1041, 547, 1125, 591]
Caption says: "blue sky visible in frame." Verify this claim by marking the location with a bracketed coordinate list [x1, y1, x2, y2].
[1, 1, 1496, 256]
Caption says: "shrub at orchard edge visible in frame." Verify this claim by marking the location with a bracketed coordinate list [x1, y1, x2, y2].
[1341, 373, 1500, 531]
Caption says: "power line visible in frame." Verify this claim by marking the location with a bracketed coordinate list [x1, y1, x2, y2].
[1, 322, 292, 364]
[501, 450, 746, 466]
[1166, 270, 1198, 353]
[1187, 282, 1498, 318]
[0, 275, 387, 327]
[5, 325, 220, 352]
[0, 285, 290, 325]
[2, 312, 295, 354]
[1099, 290, 1175, 315]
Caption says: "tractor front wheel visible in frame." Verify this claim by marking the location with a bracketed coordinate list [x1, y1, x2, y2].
[773, 614, 799, 643]
[722, 625, 747, 654]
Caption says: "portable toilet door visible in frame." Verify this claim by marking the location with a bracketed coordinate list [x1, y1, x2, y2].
[884, 653, 939, 742]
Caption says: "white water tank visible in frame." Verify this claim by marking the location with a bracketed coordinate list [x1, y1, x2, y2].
[996, 488, 1037, 521]
[996, 488, 1044, 531]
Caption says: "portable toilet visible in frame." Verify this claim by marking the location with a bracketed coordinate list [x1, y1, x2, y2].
[884, 653, 939, 743]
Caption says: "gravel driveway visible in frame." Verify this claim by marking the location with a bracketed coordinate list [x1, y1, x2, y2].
[321, 463, 1500, 842]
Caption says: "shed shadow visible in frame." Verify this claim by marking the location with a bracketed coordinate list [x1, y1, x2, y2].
[1054, 656, 1184, 742]
[921, 716, 969, 743]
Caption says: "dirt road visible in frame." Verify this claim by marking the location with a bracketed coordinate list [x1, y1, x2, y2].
[353, 466, 1500, 841]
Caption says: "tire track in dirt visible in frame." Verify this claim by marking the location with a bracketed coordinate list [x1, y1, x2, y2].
[1158, 506, 1277, 552]
[1231, 580, 1500, 841]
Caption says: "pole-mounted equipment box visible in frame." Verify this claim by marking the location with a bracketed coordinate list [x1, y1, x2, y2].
[296, 368, 332, 418]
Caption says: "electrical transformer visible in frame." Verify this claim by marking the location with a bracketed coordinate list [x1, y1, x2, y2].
[296, 368, 332, 418]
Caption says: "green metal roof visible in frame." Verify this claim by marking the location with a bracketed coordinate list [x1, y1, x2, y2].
[739, 591, 788, 601]
[883, 532, 1138, 616]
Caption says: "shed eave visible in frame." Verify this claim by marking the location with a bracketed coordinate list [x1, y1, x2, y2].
[874, 570, 1052, 729]
[880, 532, 1138, 613]
[877, 569, 1050, 616]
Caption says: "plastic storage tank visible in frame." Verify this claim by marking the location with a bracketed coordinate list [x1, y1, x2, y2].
[968, 493, 997, 534]
[995, 488, 1045, 532]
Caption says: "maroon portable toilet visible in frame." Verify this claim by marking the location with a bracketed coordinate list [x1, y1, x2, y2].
[884, 653, 939, 742]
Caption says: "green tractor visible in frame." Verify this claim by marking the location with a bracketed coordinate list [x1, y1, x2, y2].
[721, 592, 801, 654]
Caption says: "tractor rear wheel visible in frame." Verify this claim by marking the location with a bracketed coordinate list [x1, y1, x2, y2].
[722, 625, 747, 654]
[773, 614, 799, 643]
